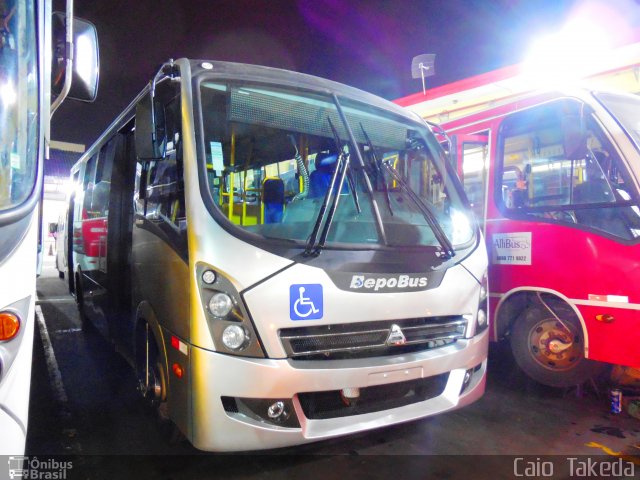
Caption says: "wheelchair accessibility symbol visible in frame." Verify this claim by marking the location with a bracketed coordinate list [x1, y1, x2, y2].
[290, 284, 323, 320]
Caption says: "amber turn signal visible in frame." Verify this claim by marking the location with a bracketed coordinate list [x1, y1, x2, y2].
[595, 313, 615, 323]
[0, 312, 20, 341]
[172, 363, 184, 378]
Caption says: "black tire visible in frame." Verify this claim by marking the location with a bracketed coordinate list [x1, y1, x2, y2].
[134, 322, 185, 444]
[510, 299, 604, 388]
[55, 255, 64, 279]
[135, 322, 166, 410]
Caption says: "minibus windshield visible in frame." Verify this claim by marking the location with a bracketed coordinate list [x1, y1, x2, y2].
[595, 92, 640, 148]
[0, 1, 38, 211]
[199, 81, 475, 250]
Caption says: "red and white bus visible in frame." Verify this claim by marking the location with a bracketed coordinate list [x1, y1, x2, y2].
[398, 61, 640, 387]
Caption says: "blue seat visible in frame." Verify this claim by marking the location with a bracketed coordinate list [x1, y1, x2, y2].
[263, 177, 285, 223]
[308, 152, 348, 198]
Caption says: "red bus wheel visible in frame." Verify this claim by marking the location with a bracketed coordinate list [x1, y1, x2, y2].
[510, 300, 604, 388]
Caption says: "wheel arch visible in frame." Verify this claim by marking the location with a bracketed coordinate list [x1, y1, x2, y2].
[134, 300, 169, 401]
[494, 286, 591, 357]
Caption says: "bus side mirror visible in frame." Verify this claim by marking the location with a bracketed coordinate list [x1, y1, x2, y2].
[135, 94, 167, 161]
[52, 13, 99, 102]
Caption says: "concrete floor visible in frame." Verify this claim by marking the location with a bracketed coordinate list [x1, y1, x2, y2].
[24, 255, 640, 479]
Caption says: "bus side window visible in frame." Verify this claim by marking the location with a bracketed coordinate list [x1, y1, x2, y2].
[82, 154, 98, 219]
[91, 139, 116, 219]
[141, 95, 186, 233]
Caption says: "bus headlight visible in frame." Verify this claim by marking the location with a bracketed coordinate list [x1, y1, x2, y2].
[197, 263, 265, 358]
[209, 292, 233, 317]
[476, 271, 489, 335]
[222, 325, 250, 350]
[477, 308, 487, 328]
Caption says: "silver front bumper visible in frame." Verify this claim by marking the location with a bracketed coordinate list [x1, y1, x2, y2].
[187, 329, 488, 452]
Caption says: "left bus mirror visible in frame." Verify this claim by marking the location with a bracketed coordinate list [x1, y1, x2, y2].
[52, 13, 100, 102]
[135, 94, 167, 161]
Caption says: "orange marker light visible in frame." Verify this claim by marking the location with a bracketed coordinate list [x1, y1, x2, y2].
[596, 314, 615, 323]
[0, 312, 20, 341]
[172, 363, 184, 378]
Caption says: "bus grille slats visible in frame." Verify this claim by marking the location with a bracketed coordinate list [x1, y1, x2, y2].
[279, 316, 468, 360]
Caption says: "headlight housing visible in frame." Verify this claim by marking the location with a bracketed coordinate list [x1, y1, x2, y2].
[0, 297, 30, 383]
[475, 271, 489, 335]
[197, 263, 264, 358]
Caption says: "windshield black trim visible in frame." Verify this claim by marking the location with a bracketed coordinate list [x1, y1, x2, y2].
[593, 91, 640, 157]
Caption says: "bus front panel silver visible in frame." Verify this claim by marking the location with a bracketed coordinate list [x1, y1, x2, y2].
[188, 331, 487, 451]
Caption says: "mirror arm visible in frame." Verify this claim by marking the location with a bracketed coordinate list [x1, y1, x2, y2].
[51, 0, 74, 117]
[149, 59, 176, 145]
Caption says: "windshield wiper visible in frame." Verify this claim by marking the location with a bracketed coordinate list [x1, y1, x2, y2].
[304, 118, 351, 256]
[360, 124, 393, 216]
[305, 99, 389, 255]
[329, 119, 360, 215]
[380, 154, 456, 259]
[330, 96, 388, 248]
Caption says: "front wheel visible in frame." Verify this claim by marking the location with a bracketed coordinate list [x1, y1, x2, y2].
[75, 273, 92, 331]
[135, 322, 166, 410]
[510, 300, 604, 388]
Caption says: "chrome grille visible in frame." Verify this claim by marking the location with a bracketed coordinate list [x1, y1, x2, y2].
[279, 316, 468, 360]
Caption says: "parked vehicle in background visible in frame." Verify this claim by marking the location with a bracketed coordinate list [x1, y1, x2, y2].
[398, 52, 640, 387]
[0, 0, 98, 455]
[55, 212, 67, 278]
[66, 58, 489, 451]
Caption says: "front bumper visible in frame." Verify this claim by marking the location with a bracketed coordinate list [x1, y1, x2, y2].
[187, 329, 488, 452]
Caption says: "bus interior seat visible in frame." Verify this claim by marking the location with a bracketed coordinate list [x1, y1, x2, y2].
[309, 152, 348, 198]
[263, 177, 285, 223]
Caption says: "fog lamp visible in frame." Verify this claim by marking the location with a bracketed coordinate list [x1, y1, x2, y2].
[222, 324, 249, 350]
[461, 368, 474, 394]
[267, 401, 290, 421]
[209, 292, 233, 317]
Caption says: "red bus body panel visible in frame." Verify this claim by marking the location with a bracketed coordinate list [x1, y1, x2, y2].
[436, 92, 640, 369]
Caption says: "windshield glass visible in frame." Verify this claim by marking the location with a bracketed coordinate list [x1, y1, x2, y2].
[595, 92, 640, 148]
[0, 0, 38, 211]
[198, 81, 475, 250]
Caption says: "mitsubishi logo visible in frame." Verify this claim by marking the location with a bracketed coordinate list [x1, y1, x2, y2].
[385, 324, 407, 346]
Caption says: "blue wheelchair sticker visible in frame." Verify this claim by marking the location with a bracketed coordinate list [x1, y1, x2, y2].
[290, 284, 323, 320]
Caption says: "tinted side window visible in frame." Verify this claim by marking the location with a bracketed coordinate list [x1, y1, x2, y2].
[136, 95, 186, 232]
[90, 140, 117, 219]
[134, 88, 187, 259]
[82, 154, 98, 219]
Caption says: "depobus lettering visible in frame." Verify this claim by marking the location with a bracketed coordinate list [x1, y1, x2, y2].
[349, 274, 428, 291]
